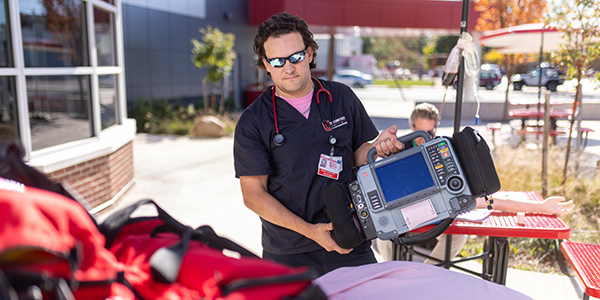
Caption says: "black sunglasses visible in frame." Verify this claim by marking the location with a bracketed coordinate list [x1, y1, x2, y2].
[427, 130, 436, 138]
[265, 48, 308, 68]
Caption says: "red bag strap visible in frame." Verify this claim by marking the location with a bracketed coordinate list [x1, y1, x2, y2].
[100, 199, 260, 284]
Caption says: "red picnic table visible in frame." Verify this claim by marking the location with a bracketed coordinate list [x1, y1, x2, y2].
[508, 108, 573, 144]
[508, 108, 572, 120]
[393, 191, 571, 285]
[509, 99, 565, 107]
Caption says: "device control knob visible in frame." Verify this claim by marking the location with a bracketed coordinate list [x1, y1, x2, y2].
[447, 176, 464, 192]
[351, 184, 359, 192]
[359, 210, 369, 219]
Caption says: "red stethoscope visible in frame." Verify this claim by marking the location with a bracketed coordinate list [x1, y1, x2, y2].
[272, 77, 335, 147]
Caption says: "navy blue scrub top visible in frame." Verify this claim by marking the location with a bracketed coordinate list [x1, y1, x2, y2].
[233, 79, 378, 255]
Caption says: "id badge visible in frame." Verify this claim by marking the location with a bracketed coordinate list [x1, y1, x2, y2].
[317, 154, 343, 180]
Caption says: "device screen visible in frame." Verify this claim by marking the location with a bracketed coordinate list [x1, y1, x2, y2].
[375, 152, 435, 203]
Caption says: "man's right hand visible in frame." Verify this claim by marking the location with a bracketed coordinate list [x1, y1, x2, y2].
[307, 222, 353, 254]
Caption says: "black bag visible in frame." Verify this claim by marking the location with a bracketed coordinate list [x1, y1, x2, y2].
[451, 126, 501, 198]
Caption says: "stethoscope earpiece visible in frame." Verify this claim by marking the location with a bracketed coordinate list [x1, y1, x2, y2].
[273, 133, 285, 147]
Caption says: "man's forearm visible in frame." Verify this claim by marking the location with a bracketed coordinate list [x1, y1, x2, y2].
[247, 192, 313, 235]
[354, 142, 374, 166]
[475, 196, 544, 213]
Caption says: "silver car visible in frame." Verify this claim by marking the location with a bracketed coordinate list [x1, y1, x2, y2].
[331, 70, 374, 88]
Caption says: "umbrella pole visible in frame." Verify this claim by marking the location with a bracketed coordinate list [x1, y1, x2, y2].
[454, 0, 470, 134]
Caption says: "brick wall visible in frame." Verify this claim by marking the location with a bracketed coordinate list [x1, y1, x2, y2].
[48, 142, 134, 209]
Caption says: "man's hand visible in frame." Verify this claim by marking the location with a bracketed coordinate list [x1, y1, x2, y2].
[541, 196, 575, 215]
[306, 222, 353, 254]
[374, 125, 405, 158]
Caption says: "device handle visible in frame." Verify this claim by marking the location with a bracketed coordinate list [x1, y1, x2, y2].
[367, 130, 432, 164]
[394, 217, 454, 246]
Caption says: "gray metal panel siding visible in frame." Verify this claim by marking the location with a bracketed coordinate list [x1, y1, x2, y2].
[123, 0, 259, 108]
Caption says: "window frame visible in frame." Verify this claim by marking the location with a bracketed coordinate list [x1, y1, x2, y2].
[3, 0, 128, 164]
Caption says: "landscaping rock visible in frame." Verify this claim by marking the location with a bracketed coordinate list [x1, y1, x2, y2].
[190, 115, 226, 137]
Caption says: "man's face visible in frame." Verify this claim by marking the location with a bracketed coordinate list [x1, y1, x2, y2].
[263, 31, 314, 99]
[411, 117, 437, 137]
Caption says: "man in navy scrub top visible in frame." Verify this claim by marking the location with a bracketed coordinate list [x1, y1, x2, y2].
[233, 12, 404, 275]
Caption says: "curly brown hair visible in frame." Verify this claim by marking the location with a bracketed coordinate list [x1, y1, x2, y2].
[253, 12, 318, 72]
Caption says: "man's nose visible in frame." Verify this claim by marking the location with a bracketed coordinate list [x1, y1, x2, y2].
[282, 60, 295, 73]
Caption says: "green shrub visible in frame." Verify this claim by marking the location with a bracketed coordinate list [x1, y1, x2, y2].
[131, 97, 236, 136]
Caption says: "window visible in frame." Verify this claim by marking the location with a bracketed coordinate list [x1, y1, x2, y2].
[6, 0, 124, 157]
[20, 0, 89, 67]
[0, 0, 13, 67]
[0, 76, 18, 140]
[99, 74, 118, 129]
[94, 7, 115, 66]
[27, 75, 92, 151]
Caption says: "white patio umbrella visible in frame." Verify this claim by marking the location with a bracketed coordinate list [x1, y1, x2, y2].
[480, 23, 562, 54]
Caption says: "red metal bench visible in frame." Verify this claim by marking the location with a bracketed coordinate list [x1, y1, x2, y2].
[516, 129, 566, 136]
[560, 241, 600, 300]
[580, 128, 595, 149]
[486, 123, 502, 147]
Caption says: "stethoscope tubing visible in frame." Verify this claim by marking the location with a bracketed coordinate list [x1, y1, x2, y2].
[272, 77, 333, 146]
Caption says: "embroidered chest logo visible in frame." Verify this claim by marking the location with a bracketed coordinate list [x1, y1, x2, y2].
[322, 116, 348, 132]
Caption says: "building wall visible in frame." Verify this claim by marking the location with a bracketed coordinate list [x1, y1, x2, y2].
[122, 0, 258, 109]
[47, 141, 134, 210]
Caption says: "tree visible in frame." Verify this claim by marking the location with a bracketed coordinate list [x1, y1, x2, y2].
[191, 26, 236, 114]
[362, 36, 425, 71]
[475, 0, 548, 118]
[545, 0, 600, 188]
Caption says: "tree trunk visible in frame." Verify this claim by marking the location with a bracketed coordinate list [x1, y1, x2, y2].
[326, 33, 335, 81]
[210, 82, 217, 111]
[202, 79, 209, 113]
[219, 77, 226, 115]
[561, 72, 583, 189]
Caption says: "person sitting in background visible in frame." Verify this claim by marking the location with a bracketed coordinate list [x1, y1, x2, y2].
[374, 102, 575, 263]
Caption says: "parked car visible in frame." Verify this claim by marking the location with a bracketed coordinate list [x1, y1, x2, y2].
[479, 69, 502, 90]
[452, 69, 501, 90]
[481, 63, 503, 77]
[511, 64, 565, 92]
[330, 69, 374, 88]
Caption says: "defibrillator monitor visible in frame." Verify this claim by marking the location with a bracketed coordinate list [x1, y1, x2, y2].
[348, 133, 476, 241]
[374, 151, 437, 206]
[324, 128, 500, 249]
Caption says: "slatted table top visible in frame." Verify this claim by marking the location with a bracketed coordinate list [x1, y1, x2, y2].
[417, 191, 571, 240]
